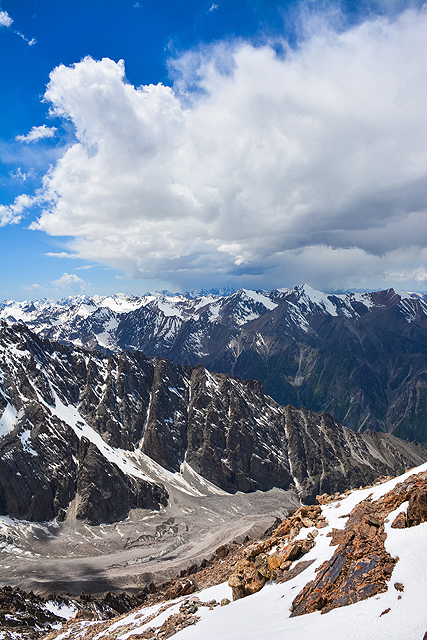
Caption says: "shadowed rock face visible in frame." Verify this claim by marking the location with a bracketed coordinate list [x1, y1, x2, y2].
[1, 322, 427, 524]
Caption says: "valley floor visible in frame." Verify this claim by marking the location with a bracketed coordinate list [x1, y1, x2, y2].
[0, 487, 298, 597]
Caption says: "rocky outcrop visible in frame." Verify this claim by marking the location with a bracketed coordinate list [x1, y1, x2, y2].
[291, 469, 427, 616]
[290, 501, 396, 615]
[75, 440, 168, 525]
[226, 469, 427, 615]
[228, 504, 325, 600]
[0, 324, 169, 525]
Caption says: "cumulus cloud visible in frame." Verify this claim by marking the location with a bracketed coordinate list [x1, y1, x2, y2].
[18, 6, 427, 291]
[16, 125, 57, 143]
[0, 10, 13, 27]
[0, 194, 34, 226]
[51, 273, 86, 289]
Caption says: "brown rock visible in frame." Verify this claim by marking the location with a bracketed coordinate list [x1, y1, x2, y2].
[407, 488, 427, 526]
[289, 471, 427, 618]
[277, 559, 316, 584]
[245, 542, 268, 558]
[215, 544, 230, 559]
[267, 553, 282, 575]
[301, 517, 315, 528]
[255, 553, 271, 578]
[228, 558, 268, 600]
[391, 511, 407, 529]
[164, 579, 197, 600]
[282, 542, 304, 563]
[290, 498, 397, 617]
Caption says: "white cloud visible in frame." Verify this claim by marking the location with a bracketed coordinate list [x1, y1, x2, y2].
[0, 9, 36, 45]
[45, 251, 79, 259]
[16, 125, 57, 143]
[22, 283, 45, 292]
[0, 194, 34, 226]
[9, 167, 33, 181]
[0, 10, 13, 27]
[51, 273, 86, 289]
[15, 6, 426, 291]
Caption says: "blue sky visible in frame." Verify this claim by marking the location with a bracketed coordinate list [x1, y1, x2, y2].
[1, 0, 426, 301]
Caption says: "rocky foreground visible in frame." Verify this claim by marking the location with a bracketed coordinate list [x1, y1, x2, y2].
[1, 465, 426, 640]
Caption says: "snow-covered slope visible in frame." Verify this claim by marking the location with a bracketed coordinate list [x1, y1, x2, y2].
[42, 463, 427, 640]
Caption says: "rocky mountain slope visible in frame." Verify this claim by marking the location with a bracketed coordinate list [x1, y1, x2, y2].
[1, 321, 426, 530]
[2, 284, 427, 442]
[3, 463, 425, 640]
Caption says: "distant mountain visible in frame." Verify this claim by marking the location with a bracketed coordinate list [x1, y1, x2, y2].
[2, 284, 427, 442]
[1, 321, 426, 526]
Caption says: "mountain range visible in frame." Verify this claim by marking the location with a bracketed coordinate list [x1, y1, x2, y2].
[2, 284, 427, 443]
[1, 320, 426, 530]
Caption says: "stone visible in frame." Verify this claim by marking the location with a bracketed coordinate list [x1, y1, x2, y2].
[255, 553, 271, 578]
[228, 559, 268, 600]
[164, 579, 197, 600]
[282, 542, 304, 562]
[391, 511, 407, 529]
[215, 544, 230, 559]
[277, 559, 315, 584]
[407, 488, 427, 526]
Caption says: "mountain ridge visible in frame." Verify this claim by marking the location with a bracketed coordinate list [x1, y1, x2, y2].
[1, 320, 426, 527]
[2, 284, 427, 442]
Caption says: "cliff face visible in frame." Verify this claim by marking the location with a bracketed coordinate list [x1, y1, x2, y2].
[1, 321, 426, 525]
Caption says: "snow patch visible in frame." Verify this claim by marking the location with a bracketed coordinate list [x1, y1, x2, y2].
[0, 403, 20, 438]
